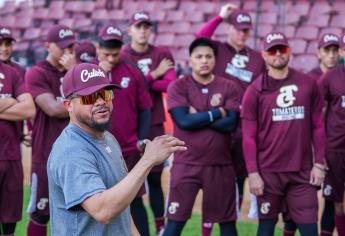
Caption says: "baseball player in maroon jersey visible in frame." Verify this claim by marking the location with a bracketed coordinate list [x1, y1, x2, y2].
[0, 62, 35, 236]
[121, 11, 176, 234]
[74, 39, 96, 64]
[96, 24, 152, 236]
[317, 54, 345, 236]
[25, 25, 76, 236]
[284, 33, 340, 236]
[241, 32, 326, 236]
[0, 26, 26, 78]
[196, 5, 266, 234]
[308, 33, 340, 80]
[0, 26, 31, 144]
[163, 38, 241, 236]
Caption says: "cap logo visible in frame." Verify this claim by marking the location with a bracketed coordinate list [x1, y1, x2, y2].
[324, 34, 338, 43]
[106, 26, 122, 36]
[134, 12, 149, 21]
[237, 14, 251, 23]
[266, 33, 284, 43]
[0, 28, 11, 35]
[80, 53, 93, 62]
[59, 29, 74, 39]
[81, 68, 105, 83]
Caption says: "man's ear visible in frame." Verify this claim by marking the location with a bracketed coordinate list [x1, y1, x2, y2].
[63, 99, 72, 112]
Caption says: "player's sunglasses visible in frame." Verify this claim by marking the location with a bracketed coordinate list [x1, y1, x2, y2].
[68, 89, 114, 105]
[266, 45, 289, 56]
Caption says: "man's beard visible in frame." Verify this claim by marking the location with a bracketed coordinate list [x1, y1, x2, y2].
[270, 60, 289, 70]
[76, 106, 112, 132]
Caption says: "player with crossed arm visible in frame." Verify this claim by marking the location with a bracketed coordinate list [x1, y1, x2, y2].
[196, 5, 266, 234]
[163, 38, 241, 236]
[25, 24, 76, 236]
[0, 26, 30, 145]
[0, 60, 35, 236]
[283, 33, 340, 236]
[121, 11, 176, 234]
[241, 32, 326, 236]
[96, 24, 153, 236]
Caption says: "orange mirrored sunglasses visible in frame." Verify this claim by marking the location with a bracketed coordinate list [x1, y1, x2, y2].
[69, 90, 114, 105]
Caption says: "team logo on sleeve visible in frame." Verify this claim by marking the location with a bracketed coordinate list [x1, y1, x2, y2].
[272, 84, 305, 121]
[260, 202, 271, 215]
[210, 93, 222, 106]
[168, 202, 180, 215]
[341, 96, 345, 108]
[137, 58, 152, 76]
[120, 77, 131, 88]
[225, 54, 253, 83]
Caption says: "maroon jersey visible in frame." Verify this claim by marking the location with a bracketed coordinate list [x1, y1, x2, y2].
[26, 60, 69, 164]
[212, 41, 266, 94]
[308, 67, 323, 80]
[121, 44, 175, 125]
[167, 74, 241, 165]
[7, 61, 26, 79]
[241, 69, 324, 172]
[319, 65, 345, 153]
[109, 61, 152, 157]
[0, 63, 26, 160]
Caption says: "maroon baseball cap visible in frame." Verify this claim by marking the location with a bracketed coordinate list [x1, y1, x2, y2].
[46, 25, 75, 49]
[263, 32, 289, 51]
[318, 33, 339, 48]
[63, 63, 121, 98]
[0, 26, 15, 41]
[74, 40, 96, 63]
[98, 24, 123, 42]
[227, 9, 252, 30]
[129, 12, 152, 26]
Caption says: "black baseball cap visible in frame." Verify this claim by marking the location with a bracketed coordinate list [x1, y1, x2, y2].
[189, 37, 217, 56]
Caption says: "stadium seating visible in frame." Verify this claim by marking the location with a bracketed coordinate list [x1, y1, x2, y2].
[0, 0, 344, 71]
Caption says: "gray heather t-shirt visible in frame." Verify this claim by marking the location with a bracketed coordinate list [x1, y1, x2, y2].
[47, 123, 131, 236]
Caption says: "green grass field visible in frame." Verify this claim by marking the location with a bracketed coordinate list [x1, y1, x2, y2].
[15, 186, 285, 236]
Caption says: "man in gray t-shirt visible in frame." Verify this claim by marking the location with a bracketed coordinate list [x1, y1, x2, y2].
[47, 63, 186, 236]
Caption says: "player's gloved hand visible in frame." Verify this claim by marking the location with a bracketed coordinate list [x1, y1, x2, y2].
[141, 135, 187, 167]
[219, 3, 238, 20]
[99, 60, 114, 73]
[310, 163, 326, 186]
[59, 53, 76, 71]
[248, 172, 264, 196]
[151, 58, 174, 80]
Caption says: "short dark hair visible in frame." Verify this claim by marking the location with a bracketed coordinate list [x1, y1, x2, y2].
[98, 39, 123, 49]
[189, 37, 217, 56]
